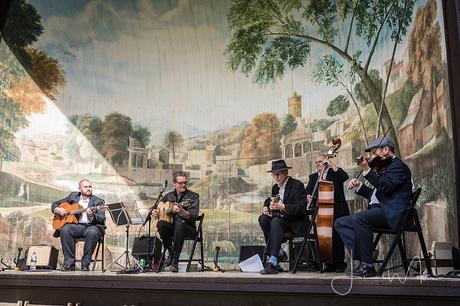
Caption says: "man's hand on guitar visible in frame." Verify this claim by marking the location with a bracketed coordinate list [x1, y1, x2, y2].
[269, 201, 285, 211]
[86, 207, 94, 217]
[307, 194, 312, 204]
[151, 208, 159, 219]
[262, 206, 269, 216]
[172, 205, 181, 213]
[54, 207, 68, 216]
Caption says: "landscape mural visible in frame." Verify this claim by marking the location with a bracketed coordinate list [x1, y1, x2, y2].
[0, 0, 456, 270]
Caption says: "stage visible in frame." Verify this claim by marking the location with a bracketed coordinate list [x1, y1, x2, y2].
[1, 270, 459, 306]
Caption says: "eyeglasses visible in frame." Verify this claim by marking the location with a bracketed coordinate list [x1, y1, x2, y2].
[315, 161, 323, 164]
[175, 181, 187, 185]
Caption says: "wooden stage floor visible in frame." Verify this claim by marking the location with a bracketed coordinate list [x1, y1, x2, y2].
[1, 270, 460, 306]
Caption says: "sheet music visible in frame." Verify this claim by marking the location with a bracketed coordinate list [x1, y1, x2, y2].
[123, 200, 143, 225]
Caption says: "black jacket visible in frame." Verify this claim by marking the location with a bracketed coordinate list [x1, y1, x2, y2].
[356, 157, 412, 229]
[264, 177, 307, 236]
[51, 192, 106, 237]
[160, 189, 200, 223]
[305, 167, 350, 218]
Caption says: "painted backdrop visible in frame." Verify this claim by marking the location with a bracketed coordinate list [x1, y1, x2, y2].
[0, 0, 456, 270]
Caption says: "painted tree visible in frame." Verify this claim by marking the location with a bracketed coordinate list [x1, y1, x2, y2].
[164, 131, 184, 163]
[240, 112, 281, 167]
[326, 95, 349, 118]
[281, 113, 297, 136]
[225, 0, 417, 152]
[3, 0, 65, 102]
[2, 0, 43, 70]
[313, 54, 369, 143]
[76, 114, 103, 151]
[133, 124, 151, 148]
[0, 97, 28, 170]
[354, 69, 383, 107]
[27, 48, 65, 101]
[101, 113, 133, 166]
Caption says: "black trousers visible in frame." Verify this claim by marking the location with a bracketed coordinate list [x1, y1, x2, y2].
[334, 204, 389, 264]
[157, 219, 196, 261]
[258, 215, 294, 257]
[59, 223, 103, 268]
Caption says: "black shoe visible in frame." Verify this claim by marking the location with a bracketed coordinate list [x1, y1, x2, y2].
[81, 266, 90, 271]
[276, 265, 284, 272]
[260, 263, 279, 275]
[322, 264, 337, 273]
[350, 262, 376, 278]
[170, 263, 179, 273]
[62, 265, 75, 271]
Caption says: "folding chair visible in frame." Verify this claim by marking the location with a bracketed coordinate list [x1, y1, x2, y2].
[291, 209, 321, 273]
[74, 235, 104, 271]
[157, 213, 205, 272]
[372, 188, 433, 276]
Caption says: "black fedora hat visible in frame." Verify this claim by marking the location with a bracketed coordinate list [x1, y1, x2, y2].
[267, 160, 292, 173]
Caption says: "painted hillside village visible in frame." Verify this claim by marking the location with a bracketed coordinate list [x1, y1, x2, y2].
[0, 44, 453, 267]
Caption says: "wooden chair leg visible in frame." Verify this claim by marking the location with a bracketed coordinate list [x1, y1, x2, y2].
[156, 247, 167, 273]
[91, 241, 101, 271]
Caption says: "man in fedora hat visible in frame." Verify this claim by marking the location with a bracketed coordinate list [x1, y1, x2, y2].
[259, 159, 308, 274]
[334, 137, 412, 277]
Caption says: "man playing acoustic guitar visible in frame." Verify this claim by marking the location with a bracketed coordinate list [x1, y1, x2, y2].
[51, 179, 105, 271]
[151, 171, 200, 272]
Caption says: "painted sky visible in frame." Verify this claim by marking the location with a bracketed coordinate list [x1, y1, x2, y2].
[22, 0, 447, 141]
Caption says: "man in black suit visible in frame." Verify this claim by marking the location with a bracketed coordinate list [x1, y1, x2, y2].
[51, 179, 105, 271]
[334, 138, 412, 277]
[305, 154, 349, 272]
[259, 160, 308, 274]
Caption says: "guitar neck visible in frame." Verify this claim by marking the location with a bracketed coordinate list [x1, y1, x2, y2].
[70, 208, 86, 215]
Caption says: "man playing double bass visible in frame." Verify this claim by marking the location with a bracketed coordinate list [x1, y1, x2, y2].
[334, 137, 412, 277]
[305, 154, 349, 272]
[151, 171, 199, 272]
[259, 160, 308, 274]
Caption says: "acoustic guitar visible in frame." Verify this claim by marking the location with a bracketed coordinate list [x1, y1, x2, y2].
[156, 200, 192, 224]
[52, 202, 104, 230]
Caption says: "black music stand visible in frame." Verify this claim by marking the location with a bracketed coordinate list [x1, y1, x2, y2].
[103, 201, 144, 273]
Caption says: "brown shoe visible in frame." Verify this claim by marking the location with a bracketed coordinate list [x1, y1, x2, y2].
[260, 263, 279, 275]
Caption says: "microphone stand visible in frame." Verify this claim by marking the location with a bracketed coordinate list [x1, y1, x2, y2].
[143, 184, 167, 271]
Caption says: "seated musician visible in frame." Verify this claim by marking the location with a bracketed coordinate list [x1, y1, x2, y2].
[305, 154, 349, 272]
[151, 171, 199, 272]
[51, 179, 105, 271]
[334, 137, 412, 277]
[259, 160, 307, 274]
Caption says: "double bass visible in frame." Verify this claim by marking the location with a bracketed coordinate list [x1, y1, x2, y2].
[310, 138, 341, 265]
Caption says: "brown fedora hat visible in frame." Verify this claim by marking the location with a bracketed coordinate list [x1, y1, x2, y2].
[267, 160, 292, 173]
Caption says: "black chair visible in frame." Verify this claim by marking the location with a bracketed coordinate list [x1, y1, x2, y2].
[372, 188, 433, 276]
[283, 231, 317, 271]
[291, 209, 321, 273]
[74, 235, 104, 271]
[157, 213, 205, 272]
